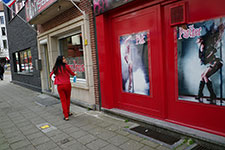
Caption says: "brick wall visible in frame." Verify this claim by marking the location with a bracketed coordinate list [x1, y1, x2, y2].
[0, 2, 3, 11]
[38, 0, 100, 106]
[4, 7, 41, 92]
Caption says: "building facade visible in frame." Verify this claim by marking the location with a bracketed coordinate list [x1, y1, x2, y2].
[4, 0, 42, 91]
[95, 0, 225, 139]
[25, 0, 99, 109]
[0, 2, 9, 65]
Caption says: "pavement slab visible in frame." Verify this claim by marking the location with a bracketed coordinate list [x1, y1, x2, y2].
[0, 73, 207, 150]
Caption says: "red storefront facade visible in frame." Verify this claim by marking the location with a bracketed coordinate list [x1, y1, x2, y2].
[95, 0, 225, 137]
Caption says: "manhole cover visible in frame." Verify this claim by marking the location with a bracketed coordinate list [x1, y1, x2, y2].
[129, 126, 180, 145]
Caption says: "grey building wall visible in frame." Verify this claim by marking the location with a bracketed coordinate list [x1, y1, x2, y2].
[4, 6, 41, 92]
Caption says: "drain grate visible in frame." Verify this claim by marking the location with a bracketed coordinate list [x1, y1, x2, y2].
[130, 126, 180, 145]
[191, 144, 219, 150]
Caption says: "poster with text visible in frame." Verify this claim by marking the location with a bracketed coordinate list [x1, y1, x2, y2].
[177, 17, 225, 106]
[120, 31, 150, 95]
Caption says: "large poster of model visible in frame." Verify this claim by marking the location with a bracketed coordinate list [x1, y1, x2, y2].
[177, 17, 225, 106]
[120, 31, 150, 95]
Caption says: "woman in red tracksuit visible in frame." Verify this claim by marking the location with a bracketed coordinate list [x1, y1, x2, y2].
[50, 56, 76, 121]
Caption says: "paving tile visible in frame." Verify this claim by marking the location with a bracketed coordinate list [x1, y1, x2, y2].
[88, 127, 107, 136]
[107, 135, 129, 146]
[77, 134, 97, 145]
[127, 134, 144, 141]
[100, 144, 122, 150]
[115, 129, 130, 136]
[80, 124, 97, 131]
[7, 135, 26, 144]
[86, 139, 109, 150]
[4, 131, 22, 139]
[156, 145, 171, 150]
[119, 140, 144, 150]
[140, 146, 156, 150]
[30, 136, 51, 146]
[58, 138, 78, 149]
[140, 139, 159, 148]
[97, 130, 116, 140]
[64, 142, 90, 150]
[0, 143, 10, 150]
[45, 130, 63, 137]
[69, 130, 88, 139]
[27, 132, 44, 141]
[35, 140, 58, 150]
[50, 133, 70, 143]
[62, 126, 80, 134]
[16, 145, 36, 150]
[10, 139, 31, 150]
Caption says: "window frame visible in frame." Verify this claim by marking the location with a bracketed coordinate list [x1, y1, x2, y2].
[13, 49, 33, 74]
[58, 30, 86, 82]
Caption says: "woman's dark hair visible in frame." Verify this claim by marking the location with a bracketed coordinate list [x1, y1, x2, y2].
[53, 56, 66, 75]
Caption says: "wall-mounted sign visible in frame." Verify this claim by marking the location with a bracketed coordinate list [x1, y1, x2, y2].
[177, 17, 225, 106]
[25, 0, 57, 21]
[93, 0, 134, 15]
[120, 31, 150, 95]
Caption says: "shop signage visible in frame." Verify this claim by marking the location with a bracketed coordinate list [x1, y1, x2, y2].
[69, 60, 85, 72]
[25, 0, 57, 21]
[177, 17, 225, 106]
[93, 0, 134, 15]
[178, 25, 202, 39]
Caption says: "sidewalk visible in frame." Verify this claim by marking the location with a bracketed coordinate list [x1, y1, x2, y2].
[1, 73, 224, 150]
[0, 73, 173, 150]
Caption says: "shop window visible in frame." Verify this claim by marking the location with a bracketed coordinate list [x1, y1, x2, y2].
[59, 32, 85, 80]
[13, 49, 33, 73]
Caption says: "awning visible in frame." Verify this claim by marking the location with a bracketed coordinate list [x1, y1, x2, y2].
[28, 0, 80, 24]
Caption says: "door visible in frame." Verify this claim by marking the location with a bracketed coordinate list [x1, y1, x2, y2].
[43, 44, 51, 92]
[111, 5, 165, 118]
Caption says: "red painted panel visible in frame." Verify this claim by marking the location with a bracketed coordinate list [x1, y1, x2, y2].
[96, 15, 115, 108]
[164, 0, 225, 137]
[110, 5, 165, 118]
[96, 0, 225, 137]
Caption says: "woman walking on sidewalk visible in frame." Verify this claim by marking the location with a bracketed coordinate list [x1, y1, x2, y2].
[50, 56, 76, 121]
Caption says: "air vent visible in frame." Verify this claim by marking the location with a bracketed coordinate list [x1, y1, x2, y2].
[170, 2, 187, 26]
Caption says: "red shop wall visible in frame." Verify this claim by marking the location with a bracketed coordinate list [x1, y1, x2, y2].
[164, 0, 225, 137]
[96, 0, 225, 137]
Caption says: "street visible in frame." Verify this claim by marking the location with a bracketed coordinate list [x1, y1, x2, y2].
[0, 72, 172, 150]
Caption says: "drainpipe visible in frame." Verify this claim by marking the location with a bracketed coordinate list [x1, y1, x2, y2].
[90, 0, 102, 111]
[70, 0, 102, 111]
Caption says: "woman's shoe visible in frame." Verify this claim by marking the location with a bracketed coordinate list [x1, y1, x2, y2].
[69, 112, 73, 116]
[64, 117, 69, 121]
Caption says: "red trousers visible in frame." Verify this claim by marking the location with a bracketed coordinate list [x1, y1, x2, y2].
[57, 84, 71, 118]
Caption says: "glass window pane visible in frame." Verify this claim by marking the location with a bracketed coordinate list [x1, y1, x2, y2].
[1, 27, 6, 36]
[20, 51, 24, 72]
[0, 16, 4, 24]
[15, 52, 20, 72]
[28, 50, 33, 72]
[3, 40, 7, 49]
[59, 32, 85, 79]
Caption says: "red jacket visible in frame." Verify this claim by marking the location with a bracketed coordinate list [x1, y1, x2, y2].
[50, 64, 75, 85]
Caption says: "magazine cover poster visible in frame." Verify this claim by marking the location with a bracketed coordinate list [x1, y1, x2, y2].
[120, 31, 150, 96]
[177, 17, 225, 106]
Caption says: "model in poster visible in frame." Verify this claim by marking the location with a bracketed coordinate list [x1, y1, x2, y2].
[195, 23, 224, 104]
[124, 35, 133, 92]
